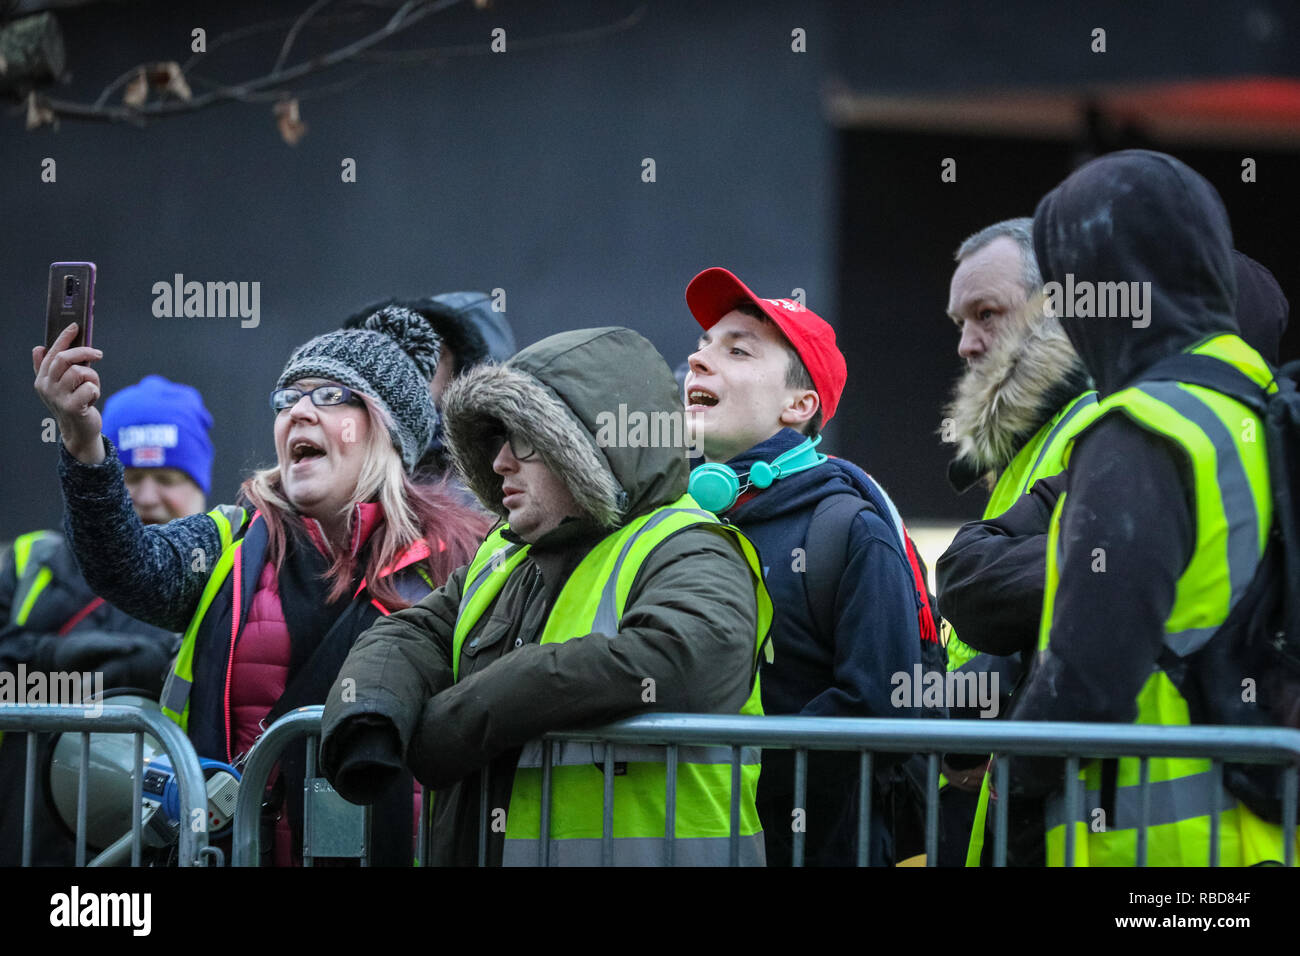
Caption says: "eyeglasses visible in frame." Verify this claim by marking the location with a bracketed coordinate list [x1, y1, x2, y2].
[486, 426, 537, 461]
[269, 384, 362, 412]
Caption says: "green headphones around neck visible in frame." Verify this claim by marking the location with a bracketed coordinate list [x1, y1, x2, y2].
[688, 435, 828, 513]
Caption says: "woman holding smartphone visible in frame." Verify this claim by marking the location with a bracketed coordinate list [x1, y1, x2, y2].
[32, 309, 489, 865]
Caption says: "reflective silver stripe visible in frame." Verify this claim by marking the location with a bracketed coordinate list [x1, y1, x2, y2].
[208, 504, 247, 552]
[1045, 771, 1237, 832]
[1024, 393, 1096, 490]
[592, 507, 717, 636]
[518, 739, 761, 768]
[161, 672, 191, 714]
[1138, 382, 1260, 657]
[503, 832, 766, 867]
[454, 543, 522, 636]
[1164, 624, 1219, 654]
[462, 544, 522, 605]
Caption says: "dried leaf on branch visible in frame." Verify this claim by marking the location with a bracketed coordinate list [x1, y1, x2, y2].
[26, 90, 56, 130]
[274, 97, 307, 145]
[124, 62, 192, 107]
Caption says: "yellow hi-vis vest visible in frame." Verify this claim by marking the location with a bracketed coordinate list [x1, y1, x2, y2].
[450, 493, 774, 866]
[1037, 334, 1293, 866]
[1, 531, 59, 750]
[160, 504, 248, 731]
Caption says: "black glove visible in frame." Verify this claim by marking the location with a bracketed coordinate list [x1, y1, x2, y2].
[323, 716, 405, 805]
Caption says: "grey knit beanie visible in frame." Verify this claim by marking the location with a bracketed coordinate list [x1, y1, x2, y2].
[276, 307, 441, 471]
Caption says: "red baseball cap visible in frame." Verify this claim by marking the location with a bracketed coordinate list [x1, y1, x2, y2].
[685, 267, 847, 423]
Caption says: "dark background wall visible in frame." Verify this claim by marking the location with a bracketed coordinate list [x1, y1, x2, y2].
[2, 0, 1296, 539]
[838, 131, 1300, 520]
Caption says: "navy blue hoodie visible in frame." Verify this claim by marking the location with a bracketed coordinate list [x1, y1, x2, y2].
[711, 428, 923, 720]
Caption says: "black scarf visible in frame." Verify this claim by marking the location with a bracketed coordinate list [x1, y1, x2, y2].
[278, 521, 358, 676]
[264, 518, 414, 865]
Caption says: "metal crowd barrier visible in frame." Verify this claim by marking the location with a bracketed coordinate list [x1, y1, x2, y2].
[0, 703, 213, 866]
[229, 707, 1300, 867]
[232, 706, 377, 867]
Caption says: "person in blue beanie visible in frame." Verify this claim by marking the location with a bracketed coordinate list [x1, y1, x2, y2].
[103, 375, 214, 523]
[0, 374, 214, 865]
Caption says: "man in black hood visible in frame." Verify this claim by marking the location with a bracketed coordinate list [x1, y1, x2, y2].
[994, 150, 1291, 866]
[1232, 250, 1291, 368]
[345, 291, 517, 480]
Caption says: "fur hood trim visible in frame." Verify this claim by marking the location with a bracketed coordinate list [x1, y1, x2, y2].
[441, 362, 626, 528]
[944, 315, 1091, 478]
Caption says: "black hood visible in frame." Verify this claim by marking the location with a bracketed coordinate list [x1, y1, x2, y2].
[1233, 250, 1290, 366]
[343, 291, 517, 371]
[421, 291, 517, 370]
[1032, 150, 1238, 397]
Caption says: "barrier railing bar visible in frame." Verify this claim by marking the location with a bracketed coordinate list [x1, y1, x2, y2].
[602, 746, 615, 867]
[1285, 765, 1297, 868]
[539, 740, 552, 866]
[664, 743, 677, 866]
[925, 753, 939, 867]
[993, 756, 1008, 867]
[1064, 756, 1079, 868]
[729, 745, 741, 868]
[416, 784, 428, 867]
[131, 732, 144, 868]
[303, 736, 316, 868]
[1137, 757, 1150, 868]
[1209, 760, 1222, 868]
[792, 748, 807, 867]
[478, 766, 489, 867]
[22, 733, 36, 867]
[856, 750, 872, 867]
[76, 731, 89, 867]
[549, 716, 1300, 764]
[362, 803, 371, 868]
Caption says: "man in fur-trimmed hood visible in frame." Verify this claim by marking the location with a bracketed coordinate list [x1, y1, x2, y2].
[933, 218, 1101, 866]
[937, 218, 1100, 676]
[942, 218, 1093, 496]
[318, 326, 772, 866]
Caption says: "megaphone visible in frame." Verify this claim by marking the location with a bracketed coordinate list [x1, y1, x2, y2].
[45, 692, 241, 866]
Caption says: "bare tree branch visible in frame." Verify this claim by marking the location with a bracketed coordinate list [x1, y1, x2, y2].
[272, 0, 333, 74]
[40, 0, 464, 123]
[357, 3, 646, 63]
[17, 0, 648, 132]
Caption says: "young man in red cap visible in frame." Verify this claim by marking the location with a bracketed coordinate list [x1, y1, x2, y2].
[683, 267, 941, 866]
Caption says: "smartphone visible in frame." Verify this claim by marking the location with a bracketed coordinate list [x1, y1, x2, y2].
[45, 262, 96, 351]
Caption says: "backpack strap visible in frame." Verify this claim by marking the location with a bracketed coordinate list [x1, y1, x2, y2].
[804, 493, 874, 641]
[1141, 352, 1271, 412]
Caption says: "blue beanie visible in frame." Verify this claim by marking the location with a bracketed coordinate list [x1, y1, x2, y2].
[103, 375, 215, 494]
